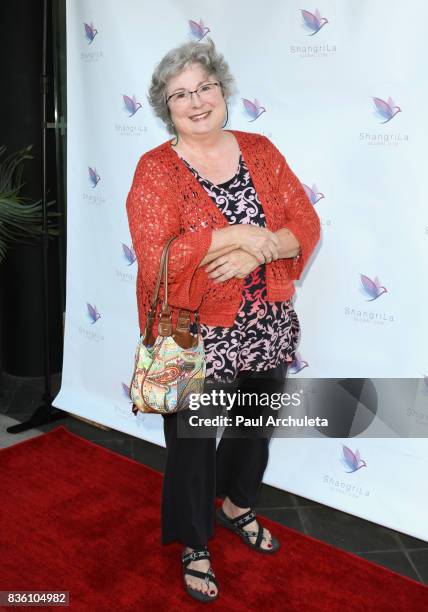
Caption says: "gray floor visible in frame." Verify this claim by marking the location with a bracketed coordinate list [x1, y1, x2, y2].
[1, 372, 428, 587]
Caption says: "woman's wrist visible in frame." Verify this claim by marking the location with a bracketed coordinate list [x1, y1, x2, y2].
[219, 225, 241, 249]
[198, 226, 241, 267]
[274, 228, 300, 259]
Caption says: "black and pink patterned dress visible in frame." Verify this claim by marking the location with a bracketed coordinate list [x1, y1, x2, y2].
[182, 153, 300, 384]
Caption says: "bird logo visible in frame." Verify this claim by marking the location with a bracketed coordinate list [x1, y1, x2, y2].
[372, 97, 402, 124]
[188, 19, 211, 40]
[289, 352, 309, 374]
[86, 303, 101, 324]
[84, 22, 98, 44]
[359, 274, 388, 301]
[88, 167, 100, 188]
[122, 243, 136, 265]
[122, 382, 131, 399]
[340, 445, 367, 473]
[300, 9, 329, 35]
[302, 183, 325, 205]
[242, 98, 266, 122]
[122, 94, 142, 117]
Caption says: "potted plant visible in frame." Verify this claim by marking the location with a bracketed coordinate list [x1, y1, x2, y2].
[0, 144, 59, 262]
[0, 144, 60, 381]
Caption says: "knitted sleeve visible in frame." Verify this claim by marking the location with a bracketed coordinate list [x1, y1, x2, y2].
[268, 139, 320, 280]
[126, 154, 212, 311]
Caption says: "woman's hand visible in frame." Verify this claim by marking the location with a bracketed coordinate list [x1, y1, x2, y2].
[232, 225, 280, 264]
[205, 249, 260, 283]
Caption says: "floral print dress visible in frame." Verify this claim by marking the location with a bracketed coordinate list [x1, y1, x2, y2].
[183, 153, 300, 384]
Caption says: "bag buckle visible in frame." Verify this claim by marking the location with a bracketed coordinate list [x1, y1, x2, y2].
[158, 305, 172, 336]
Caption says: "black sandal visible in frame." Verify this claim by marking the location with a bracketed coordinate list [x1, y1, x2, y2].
[216, 507, 280, 554]
[182, 546, 219, 603]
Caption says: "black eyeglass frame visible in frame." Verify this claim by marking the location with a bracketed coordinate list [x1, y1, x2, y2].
[165, 81, 223, 106]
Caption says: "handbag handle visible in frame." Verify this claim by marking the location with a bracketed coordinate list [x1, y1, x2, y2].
[142, 236, 200, 343]
[150, 235, 177, 313]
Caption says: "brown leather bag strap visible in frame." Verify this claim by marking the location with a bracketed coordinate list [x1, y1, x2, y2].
[143, 234, 201, 341]
[157, 236, 178, 336]
[149, 235, 177, 313]
[142, 236, 177, 343]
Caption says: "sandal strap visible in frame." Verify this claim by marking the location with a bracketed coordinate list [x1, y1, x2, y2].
[236, 521, 269, 548]
[230, 508, 257, 529]
[184, 567, 218, 588]
[255, 522, 264, 548]
[182, 546, 211, 566]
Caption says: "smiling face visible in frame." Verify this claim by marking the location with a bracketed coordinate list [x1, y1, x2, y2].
[165, 62, 226, 140]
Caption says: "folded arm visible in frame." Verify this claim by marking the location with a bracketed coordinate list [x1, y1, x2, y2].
[271, 142, 321, 279]
[202, 139, 320, 282]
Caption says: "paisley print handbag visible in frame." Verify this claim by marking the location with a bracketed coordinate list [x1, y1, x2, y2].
[129, 235, 206, 415]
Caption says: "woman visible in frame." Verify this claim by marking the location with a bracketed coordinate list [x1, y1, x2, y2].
[126, 38, 320, 602]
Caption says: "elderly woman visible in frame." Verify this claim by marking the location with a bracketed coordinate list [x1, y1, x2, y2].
[126, 38, 320, 602]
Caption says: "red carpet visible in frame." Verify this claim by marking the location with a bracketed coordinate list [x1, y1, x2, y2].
[0, 425, 427, 611]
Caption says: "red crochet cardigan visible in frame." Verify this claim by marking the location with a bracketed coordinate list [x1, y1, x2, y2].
[126, 130, 320, 337]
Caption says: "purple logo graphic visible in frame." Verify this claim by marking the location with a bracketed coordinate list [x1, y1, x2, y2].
[84, 22, 98, 44]
[289, 353, 309, 374]
[242, 98, 266, 122]
[301, 9, 329, 35]
[372, 97, 402, 124]
[360, 274, 388, 301]
[86, 303, 101, 324]
[188, 19, 211, 40]
[88, 167, 100, 188]
[122, 94, 142, 117]
[302, 183, 325, 205]
[122, 382, 131, 399]
[122, 243, 136, 265]
[340, 445, 367, 473]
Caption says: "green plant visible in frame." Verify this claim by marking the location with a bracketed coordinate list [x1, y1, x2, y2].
[0, 144, 60, 263]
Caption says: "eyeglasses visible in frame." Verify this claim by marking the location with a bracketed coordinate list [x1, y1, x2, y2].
[166, 81, 222, 106]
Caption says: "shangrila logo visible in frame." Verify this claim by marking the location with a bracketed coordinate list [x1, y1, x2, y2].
[116, 243, 137, 283]
[359, 274, 387, 301]
[360, 96, 407, 145]
[303, 181, 331, 227]
[301, 9, 329, 35]
[84, 22, 98, 44]
[322, 446, 370, 499]
[405, 374, 428, 426]
[188, 19, 210, 40]
[81, 22, 102, 62]
[372, 97, 402, 124]
[290, 9, 336, 57]
[78, 303, 104, 342]
[113, 382, 145, 423]
[122, 382, 131, 399]
[87, 303, 101, 324]
[118, 382, 146, 423]
[340, 445, 367, 473]
[302, 183, 324, 205]
[82, 167, 104, 205]
[116, 95, 147, 136]
[344, 273, 393, 324]
[289, 352, 309, 374]
[122, 243, 136, 265]
[88, 167, 100, 188]
[122, 94, 142, 118]
[242, 98, 266, 122]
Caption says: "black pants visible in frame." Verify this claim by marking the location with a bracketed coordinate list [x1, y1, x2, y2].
[161, 363, 287, 549]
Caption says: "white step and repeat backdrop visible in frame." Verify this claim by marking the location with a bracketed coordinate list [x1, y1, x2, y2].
[54, 0, 428, 541]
